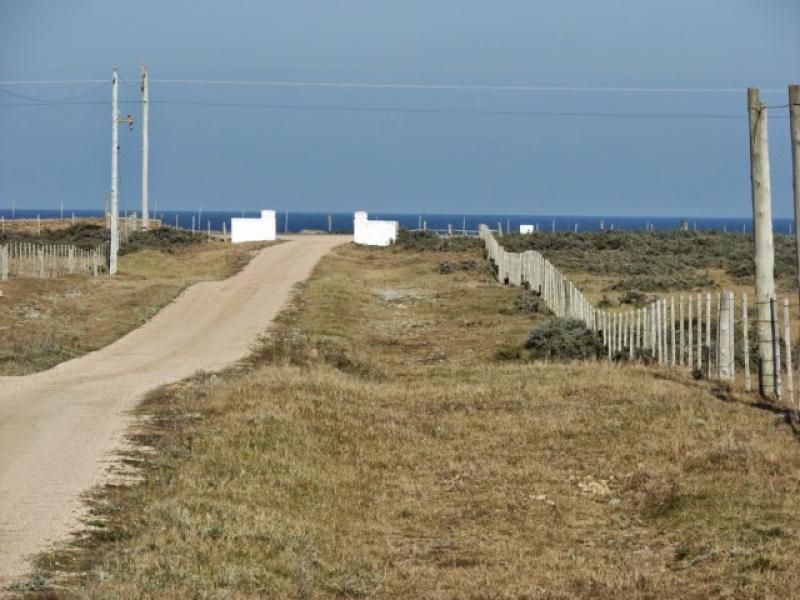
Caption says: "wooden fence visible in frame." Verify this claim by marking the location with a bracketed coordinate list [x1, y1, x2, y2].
[0, 242, 107, 280]
[479, 225, 794, 402]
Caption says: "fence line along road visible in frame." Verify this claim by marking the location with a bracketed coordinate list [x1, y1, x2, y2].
[479, 225, 794, 404]
[0, 241, 107, 280]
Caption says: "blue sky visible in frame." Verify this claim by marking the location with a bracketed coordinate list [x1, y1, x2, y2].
[0, 0, 798, 217]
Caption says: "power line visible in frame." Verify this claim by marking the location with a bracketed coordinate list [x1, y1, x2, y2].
[0, 83, 107, 103]
[0, 79, 106, 85]
[150, 79, 785, 94]
[0, 97, 790, 119]
[0, 78, 787, 95]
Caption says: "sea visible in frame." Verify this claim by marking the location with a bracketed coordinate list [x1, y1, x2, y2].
[0, 209, 795, 235]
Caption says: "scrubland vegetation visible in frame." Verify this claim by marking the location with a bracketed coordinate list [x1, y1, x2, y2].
[498, 229, 798, 298]
[23, 237, 800, 599]
[0, 224, 270, 375]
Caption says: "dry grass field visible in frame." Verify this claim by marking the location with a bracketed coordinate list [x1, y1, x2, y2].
[0, 237, 274, 375]
[21, 240, 800, 599]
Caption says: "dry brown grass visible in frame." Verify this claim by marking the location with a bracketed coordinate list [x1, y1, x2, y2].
[21, 243, 800, 599]
[0, 218, 106, 234]
[0, 240, 275, 375]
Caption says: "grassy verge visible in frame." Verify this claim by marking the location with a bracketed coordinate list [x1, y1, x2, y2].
[19, 242, 800, 598]
[0, 231, 276, 375]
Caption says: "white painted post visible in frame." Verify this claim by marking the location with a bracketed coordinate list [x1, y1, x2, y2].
[141, 64, 149, 229]
[748, 88, 776, 395]
[110, 69, 119, 275]
[696, 294, 703, 371]
[679, 295, 684, 365]
[718, 291, 733, 380]
[207, 220, 211, 241]
[715, 292, 722, 377]
[729, 291, 736, 380]
[222, 221, 227, 241]
[661, 298, 669, 365]
[192, 216, 195, 233]
[705, 293, 712, 379]
[743, 293, 751, 392]
[629, 311, 634, 359]
[670, 297, 676, 367]
[655, 301, 662, 364]
[688, 297, 693, 370]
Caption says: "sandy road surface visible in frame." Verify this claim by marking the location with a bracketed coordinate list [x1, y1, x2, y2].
[0, 235, 346, 584]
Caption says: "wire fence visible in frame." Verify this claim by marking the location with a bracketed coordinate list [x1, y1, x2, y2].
[0, 241, 107, 279]
[479, 225, 795, 405]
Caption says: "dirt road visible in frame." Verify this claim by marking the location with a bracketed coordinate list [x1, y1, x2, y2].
[0, 235, 346, 583]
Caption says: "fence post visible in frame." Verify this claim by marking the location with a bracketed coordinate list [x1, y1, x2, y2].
[771, 298, 782, 401]
[679, 295, 685, 365]
[670, 297, 676, 367]
[729, 291, 736, 380]
[743, 293, 752, 392]
[748, 88, 776, 396]
[696, 294, 703, 371]
[784, 298, 794, 406]
[718, 291, 733, 380]
[705, 293, 712, 379]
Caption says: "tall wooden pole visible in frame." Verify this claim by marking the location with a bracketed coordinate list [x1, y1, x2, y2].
[141, 65, 150, 230]
[790, 85, 800, 307]
[748, 88, 776, 395]
[110, 69, 119, 276]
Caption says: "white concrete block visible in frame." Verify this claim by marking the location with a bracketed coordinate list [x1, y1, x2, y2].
[353, 211, 398, 246]
[520, 224, 534, 234]
[231, 209, 276, 243]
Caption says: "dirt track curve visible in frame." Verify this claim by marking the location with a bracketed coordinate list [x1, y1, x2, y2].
[0, 235, 346, 584]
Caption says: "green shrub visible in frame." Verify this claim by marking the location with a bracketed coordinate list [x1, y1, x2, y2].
[525, 318, 604, 360]
[437, 259, 477, 274]
[0, 223, 108, 250]
[495, 230, 799, 290]
[395, 230, 483, 252]
[119, 228, 205, 255]
[504, 289, 543, 314]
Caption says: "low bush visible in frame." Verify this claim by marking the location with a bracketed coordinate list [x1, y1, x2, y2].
[619, 289, 651, 307]
[119, 228, 205, 255]
[495, 230, 799, 289]
[0, 223, 109, 250]
[437, 259, 477, 274]
[525, 318, 604, 360]
[501, 288, 543, 315]
[396, 230, 483, 252]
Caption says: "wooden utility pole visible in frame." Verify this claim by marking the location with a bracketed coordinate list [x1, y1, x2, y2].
[110, 69, 120, 275]
[790, 85, 800, 307]
[141, 65, 150, 230]
[748, 88, 776, 395]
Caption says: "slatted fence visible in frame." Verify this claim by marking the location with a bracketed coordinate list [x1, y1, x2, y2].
[480, 225, 794, 402]
[0, 242, 107, 280]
